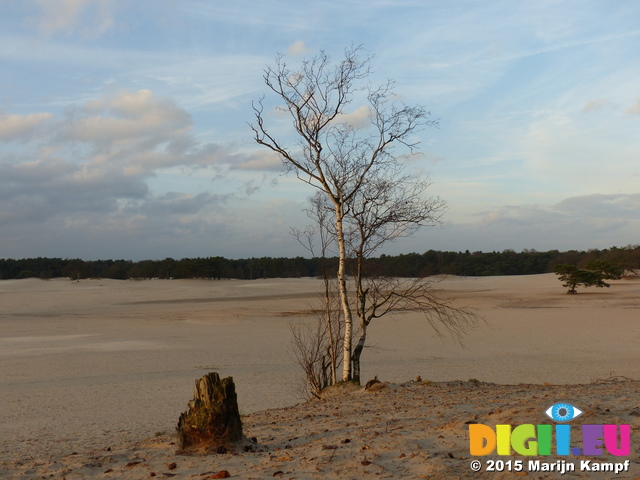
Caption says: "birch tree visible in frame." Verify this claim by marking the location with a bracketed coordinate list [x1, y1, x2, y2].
[251, 46, 472, 383]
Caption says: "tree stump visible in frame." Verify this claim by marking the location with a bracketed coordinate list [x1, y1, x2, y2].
[176, 372, 243, 453]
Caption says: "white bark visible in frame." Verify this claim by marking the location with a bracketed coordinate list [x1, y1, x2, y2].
[335, 203, 353, 382]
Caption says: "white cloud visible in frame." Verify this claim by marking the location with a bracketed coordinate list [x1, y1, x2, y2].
[395, 193, 640, 254]
[331, 105, 371, 129]
[0, 112, 53, 141]
[582, 98, 614, 113]
[33, 0, 118, 38]
[513, 109, 640, 195]
[34, 0, 89, 35]
[125, 191, 231, 216]
[554, 193, 640, 218]
[624, 98, 640, 114]
[0, 88, 288, 258]
[471, 194, 640, 248]
[0, 90, 246, 229]
[287, 40, 309, 56]
[61, 89, 191, 144]
[233, 151, 282, 171]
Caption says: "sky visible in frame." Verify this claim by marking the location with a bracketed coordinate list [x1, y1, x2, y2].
[1, 0, 639, 260]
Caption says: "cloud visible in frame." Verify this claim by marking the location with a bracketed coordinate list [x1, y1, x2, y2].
[513, 109, 640, 194]
[33, 0, 118, 38]
[35, 0, 89, 34]
[60, 89, 191, 145]
[125, 191, 231, 216]
[0, 87, 295, 260]
[287, 40, 310, 56]
[553, 193, 640, 219]
[44, 89, 236, 179]
[331, 105, 371, 129]
[0, 199, 236, 260]
[394, 193, 640, 255]
[477, 193, 640, 226]
[185, 2, 317, 32]
[0, 112, 53, 141]
[582, 98, 614, 113]
[469, 193, 640, 248]
[423, 153, 445, 165]
[0, 147, 149, 225]
[624, 98, 640, 114]
[0, 89, 249, 231]
[232, 151, 282, 171]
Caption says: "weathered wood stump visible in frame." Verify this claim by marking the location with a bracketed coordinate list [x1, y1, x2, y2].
[176, 372, 243, 453]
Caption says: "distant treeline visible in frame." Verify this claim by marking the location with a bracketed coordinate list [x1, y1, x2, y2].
[1, 246, 639, 281]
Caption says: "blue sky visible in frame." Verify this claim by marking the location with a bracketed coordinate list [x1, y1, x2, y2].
[1, 0, 639, 260]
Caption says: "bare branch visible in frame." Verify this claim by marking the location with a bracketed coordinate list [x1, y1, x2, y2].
[252, 45, 477, 386]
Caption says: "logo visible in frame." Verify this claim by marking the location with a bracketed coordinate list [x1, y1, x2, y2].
[469, 403, 630, 457]
[545, 403, 583, 422]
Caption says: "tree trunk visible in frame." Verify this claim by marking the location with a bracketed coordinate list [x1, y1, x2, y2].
[319, 257, 338, 386]
[325, 276, 338, 385]
[352, 247, 367, 385]
[335, 204, 353, 382]
[176, 372, 243, 453]
[352, 330, 366, 384]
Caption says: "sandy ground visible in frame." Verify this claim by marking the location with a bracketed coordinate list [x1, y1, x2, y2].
[1, 274, 639, 478]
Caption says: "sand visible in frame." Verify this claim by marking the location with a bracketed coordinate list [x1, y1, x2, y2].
[1, 274, 639, 478]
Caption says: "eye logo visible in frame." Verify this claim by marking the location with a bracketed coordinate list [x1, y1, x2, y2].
[545, 403, 583, 422]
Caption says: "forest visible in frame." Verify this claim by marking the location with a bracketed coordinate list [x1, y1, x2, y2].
[1, 245, 638, 281]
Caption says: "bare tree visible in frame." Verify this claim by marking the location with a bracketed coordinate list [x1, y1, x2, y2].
[251, 46, 437, 382]
[304, 170, 479, 383]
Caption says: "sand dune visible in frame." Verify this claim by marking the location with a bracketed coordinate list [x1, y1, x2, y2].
[1, 274, 639, 478]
